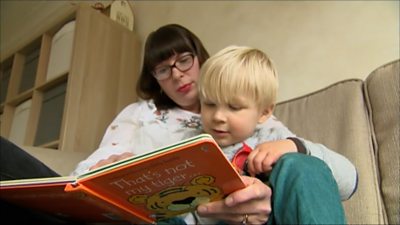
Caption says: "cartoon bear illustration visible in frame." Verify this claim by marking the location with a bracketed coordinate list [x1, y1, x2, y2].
[128, 175, 222, 219]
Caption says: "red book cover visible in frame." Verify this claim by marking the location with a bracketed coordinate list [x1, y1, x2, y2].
[0, 134, 246, 224]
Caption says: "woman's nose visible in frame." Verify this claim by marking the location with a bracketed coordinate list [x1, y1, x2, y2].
[171, 67, 184, 80]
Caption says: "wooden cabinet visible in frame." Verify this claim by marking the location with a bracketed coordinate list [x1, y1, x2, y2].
[0, 5, 141, 153]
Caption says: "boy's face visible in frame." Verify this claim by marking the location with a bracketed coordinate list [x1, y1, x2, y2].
[201, 96, 271, 147]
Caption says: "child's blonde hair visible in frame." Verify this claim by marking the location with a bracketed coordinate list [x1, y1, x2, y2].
[198, 45, 278, 109]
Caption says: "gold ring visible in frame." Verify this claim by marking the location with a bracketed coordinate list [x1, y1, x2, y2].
[241, 214, 249, 225]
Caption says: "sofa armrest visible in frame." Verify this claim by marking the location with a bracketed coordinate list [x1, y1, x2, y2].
[274, 79, 385, 224]
[364, 59, 400, 225]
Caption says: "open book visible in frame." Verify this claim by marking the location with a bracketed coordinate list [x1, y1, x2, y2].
[0, 134, 245, 224]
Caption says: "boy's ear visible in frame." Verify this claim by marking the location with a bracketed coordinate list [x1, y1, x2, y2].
[258, 104, 274, 123]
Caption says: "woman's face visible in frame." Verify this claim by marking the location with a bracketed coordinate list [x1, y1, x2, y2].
[155, 52, 201, 113]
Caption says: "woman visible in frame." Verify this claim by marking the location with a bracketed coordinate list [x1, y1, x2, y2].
[71, 24, 273, 224]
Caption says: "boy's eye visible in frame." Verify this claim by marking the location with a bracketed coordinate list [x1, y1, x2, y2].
[229, 104, 243, 111]
[202, 101, 215, 107]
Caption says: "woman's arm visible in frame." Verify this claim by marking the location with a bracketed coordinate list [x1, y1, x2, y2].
[70, 102, 145, 176]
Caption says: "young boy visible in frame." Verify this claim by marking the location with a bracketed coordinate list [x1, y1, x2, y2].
[178, 45, 355, 225]
[198, 45, 292, 176]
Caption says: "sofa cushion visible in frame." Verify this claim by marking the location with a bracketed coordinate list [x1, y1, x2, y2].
[20, 145, 90, 176]
[274, 79, 386, 224]
[364, 60, 400, 225]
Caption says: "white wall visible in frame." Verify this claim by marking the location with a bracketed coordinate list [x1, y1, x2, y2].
[1, 0, 399, 101]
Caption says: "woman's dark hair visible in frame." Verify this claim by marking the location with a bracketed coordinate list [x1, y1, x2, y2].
[136, 24, 209, 110]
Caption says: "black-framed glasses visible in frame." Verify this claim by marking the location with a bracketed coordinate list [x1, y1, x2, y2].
[152, 53, 195, 81]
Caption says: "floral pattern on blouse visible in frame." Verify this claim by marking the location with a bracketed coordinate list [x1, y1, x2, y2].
[154, 108, 202, 131]
[154, 110, 169, 123]
[177, 116, 202, 130]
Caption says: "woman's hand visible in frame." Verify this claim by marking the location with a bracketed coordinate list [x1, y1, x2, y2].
[89, 152, 134, 171]
[197, 176, 272, 225]
[247, 140, 297, 176]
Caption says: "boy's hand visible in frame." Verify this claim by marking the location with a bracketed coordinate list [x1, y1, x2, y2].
[246, 140, 297, 176]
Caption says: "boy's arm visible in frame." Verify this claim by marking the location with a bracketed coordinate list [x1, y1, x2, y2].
[256, 116, 358, 200]
[295, 138, 358, 200]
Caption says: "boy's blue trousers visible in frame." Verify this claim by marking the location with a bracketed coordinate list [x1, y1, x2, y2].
[160, 153, 346, 225]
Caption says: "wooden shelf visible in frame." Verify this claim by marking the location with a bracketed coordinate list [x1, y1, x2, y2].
[38, 140, 59, 149]
[0, 5, 141, 153]
[36, 73, 68, 92]
[8, 88, 34, 106]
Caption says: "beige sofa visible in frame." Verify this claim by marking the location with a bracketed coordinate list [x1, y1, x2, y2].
[24, 60, 399, 224]
[274, 59, 399, 224]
